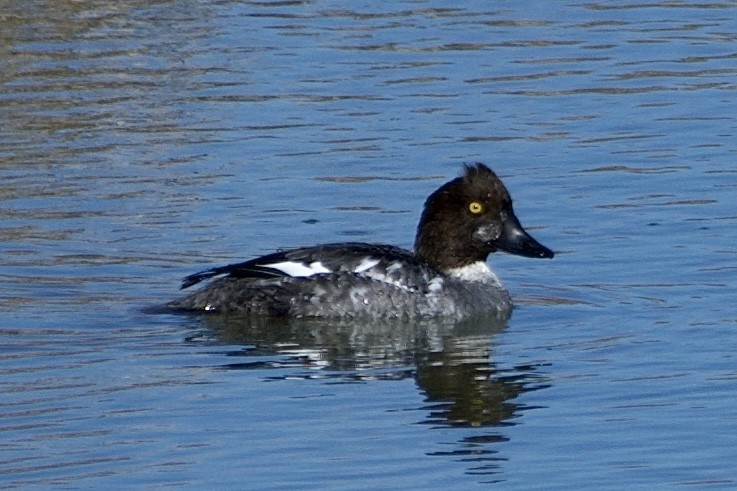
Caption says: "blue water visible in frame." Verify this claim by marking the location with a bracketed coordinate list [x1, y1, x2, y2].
[2, 1, 737, 489]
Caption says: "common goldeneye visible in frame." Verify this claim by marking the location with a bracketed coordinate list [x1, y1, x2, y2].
[169, 163, 553, 319]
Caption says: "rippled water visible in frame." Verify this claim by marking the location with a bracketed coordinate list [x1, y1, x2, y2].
[2, 1, 736, 489]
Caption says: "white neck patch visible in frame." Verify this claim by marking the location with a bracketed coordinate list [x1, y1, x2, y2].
[446, 261, 501, 285]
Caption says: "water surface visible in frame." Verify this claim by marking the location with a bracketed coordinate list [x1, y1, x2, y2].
[2, 1, 736, 489]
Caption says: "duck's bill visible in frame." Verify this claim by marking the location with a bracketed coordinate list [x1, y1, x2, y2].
[498, 213, 554, 259]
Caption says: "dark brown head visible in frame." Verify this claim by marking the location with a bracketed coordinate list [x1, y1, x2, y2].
[414, 163, 553, 272]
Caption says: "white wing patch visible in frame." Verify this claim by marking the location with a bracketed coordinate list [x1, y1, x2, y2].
[427, 276, 444, 293]
[261, 260, 331, 277]
[353, 257, 380, 273]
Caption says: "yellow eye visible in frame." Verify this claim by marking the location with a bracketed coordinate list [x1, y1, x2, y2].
[468, 201, 484, 214]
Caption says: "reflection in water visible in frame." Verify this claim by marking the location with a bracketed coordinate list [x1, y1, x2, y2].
[417, 334, 532, 428]
[188, 313, 550, 476]
[191, 313, 549, 429]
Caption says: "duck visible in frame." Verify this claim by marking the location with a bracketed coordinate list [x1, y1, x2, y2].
[169, 163, 553, 320]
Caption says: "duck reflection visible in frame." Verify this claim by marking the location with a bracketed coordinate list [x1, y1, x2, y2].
[190, 313, 548, 428]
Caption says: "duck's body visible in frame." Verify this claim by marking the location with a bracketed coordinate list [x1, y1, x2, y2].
[171, 242, 511, 319]
[169, 163, 553, 320]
